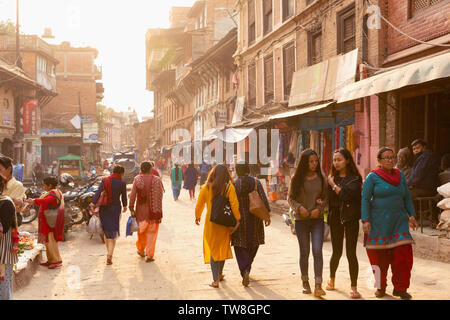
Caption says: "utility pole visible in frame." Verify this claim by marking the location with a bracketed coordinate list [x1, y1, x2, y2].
[16, 0, 22, 68]
[78, 92, 84, 157]
[14, 0, 23, 163]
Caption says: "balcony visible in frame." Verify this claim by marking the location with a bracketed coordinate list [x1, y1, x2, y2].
[0, 34, 54, 58]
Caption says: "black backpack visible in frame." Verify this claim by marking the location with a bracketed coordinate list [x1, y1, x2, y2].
[210, 184, 236, 227]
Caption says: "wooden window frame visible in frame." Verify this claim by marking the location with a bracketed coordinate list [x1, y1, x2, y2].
[263, 0, 273, 36]
[248, 0, 256, 45]
[337, 4, 356, 54]
[283, 42, 296, 101]
[264, 54, 274, 104]
[248, 63, 256, 107]
[282, 0, 294, 22]
[307, 27, 322, 66]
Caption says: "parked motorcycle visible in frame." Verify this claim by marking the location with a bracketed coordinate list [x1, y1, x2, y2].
[21, 185, 45, 224]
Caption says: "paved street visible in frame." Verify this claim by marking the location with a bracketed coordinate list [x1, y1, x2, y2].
[15, 176, 450, 300]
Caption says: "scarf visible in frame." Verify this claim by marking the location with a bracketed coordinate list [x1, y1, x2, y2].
[103, 173, 122, 204]
[372, 168, 401, 186]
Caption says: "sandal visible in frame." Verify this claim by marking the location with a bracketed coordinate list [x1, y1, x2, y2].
[326, 280, 335, 291]
[106, 255, 113, 265]
[137, 251, 145, 258]
[40, 261, 50, 267]
[145, 257, 155, 263]
[209, 281, 219, 288]
[218, 274, 225, 282]
[350, 290, 361, 299]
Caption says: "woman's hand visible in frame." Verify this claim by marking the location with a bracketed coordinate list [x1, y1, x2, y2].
[310, 209, 320, 219]
[264, 219, 271, 227]
[409, 216, 419, 231]
[26, 198, 35, 205]
[363, 221, 371, 234]
[298, 206, 309, 218]
[122, 206, 128, 213]
[327, 175, 335, 187]
[195, 217, 201, 226]
[130, 209, 135, 217]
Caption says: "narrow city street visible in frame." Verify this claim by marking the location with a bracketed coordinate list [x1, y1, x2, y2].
[15, 176, 450, 300]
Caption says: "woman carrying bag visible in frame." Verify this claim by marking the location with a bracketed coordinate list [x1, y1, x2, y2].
[326, 148, 362, 299]
[195, 164, 241, 288]
[231, 164, 270, 287]
[27, 176, 65, 269]
[129, 162, 164, 262]
[91, 165, 128, 265]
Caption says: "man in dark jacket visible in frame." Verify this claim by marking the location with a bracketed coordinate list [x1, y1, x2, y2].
[407, 139, 440, 198]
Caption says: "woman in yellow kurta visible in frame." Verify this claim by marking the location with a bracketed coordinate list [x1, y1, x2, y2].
[195, 164, 241, 288]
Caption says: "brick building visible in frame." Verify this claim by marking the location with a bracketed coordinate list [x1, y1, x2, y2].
[0, 34, 58, 176]
[135, 117, 155, 162]
[40, 41, 103, 167]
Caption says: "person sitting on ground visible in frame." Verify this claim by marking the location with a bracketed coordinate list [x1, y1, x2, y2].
[439, 154, 450, 186]
[396, 147, 413, 181]
[407, 139, 440, 199]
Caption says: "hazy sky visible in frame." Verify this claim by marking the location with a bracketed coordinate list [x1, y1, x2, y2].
[0, 0, 197, 120]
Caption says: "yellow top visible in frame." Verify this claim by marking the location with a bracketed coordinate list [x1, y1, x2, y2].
[195, 183, 241, 264]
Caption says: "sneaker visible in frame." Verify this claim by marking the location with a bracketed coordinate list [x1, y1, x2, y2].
[393, 289, 412, 300]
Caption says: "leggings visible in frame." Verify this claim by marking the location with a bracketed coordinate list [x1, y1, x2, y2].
[210, 256, 225, 281]
[328, 209, 359, 287]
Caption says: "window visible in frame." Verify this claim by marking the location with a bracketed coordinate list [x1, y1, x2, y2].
[282, 0, 294, 22]
[248, 63, 256, 107]
[248, 0, 256, 45]
[409, 0, 444, 17]
[263, 0, 273, 35]
[283, 42, 295, 101]
[337, 5, 356, 54]
[264, 55, 274, 103]
[308, 28, 322, 65]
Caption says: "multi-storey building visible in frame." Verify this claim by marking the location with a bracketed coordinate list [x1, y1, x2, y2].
[0, 33, 58, 176]
[40, 41, 103, 166]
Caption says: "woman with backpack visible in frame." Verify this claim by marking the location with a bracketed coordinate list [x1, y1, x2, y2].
[325, 148, 362, 299]
[288, 149, 328, 297]
[231, 163, 271, 287]
[195, 164, 241, 288]
[26, 176, 65, 270]
[129, 162, 164, 262]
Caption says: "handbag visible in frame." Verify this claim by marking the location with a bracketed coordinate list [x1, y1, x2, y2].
[126, 216, 139, 236]
[87, 214, 103, 235]
[210, 184, 236, 227]
[44, 193, 61, 229]
[248, 178, 270, 221]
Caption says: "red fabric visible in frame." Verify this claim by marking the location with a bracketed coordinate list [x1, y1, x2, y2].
[151, 168, 160, 177]
[366, 244, 413, 291]
[372, 168, 401, 186]
[35, 190, 65, 243]
[103, 173, 123, 205]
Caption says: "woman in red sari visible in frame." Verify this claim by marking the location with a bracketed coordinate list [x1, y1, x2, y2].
[27, 176, 65, 269]
[129, 162, 164, 262]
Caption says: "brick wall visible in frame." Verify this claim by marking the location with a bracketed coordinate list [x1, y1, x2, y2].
[386, 0, 450, 55]
[54, 50, 96, 74]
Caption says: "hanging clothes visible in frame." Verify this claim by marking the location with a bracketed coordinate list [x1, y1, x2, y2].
[335, 127, 340, 151]
[322, 131, 332, 176]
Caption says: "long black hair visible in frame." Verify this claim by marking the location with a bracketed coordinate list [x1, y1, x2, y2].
[289, 149, 324, 196]
[206, 164, 232, 198]
[331, 148, 362, 180]
[0, 156, 13, 193]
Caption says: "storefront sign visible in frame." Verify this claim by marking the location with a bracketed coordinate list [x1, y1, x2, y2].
[23, 99, 38, 133]
[83, 123, 99, 143]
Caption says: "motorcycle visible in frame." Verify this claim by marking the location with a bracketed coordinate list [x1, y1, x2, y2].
[21, 185, 45, 224]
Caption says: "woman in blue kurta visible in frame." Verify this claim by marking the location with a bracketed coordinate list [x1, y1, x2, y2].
[171, 164, 183, 201]
[92, 165, 128, 265]
[362, 147, 419, 300]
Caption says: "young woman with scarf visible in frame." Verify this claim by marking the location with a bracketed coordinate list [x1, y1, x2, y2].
[92, 165, 128, 265]
[129, 162, 164, 262]
[362, 147, 419, 300]
[326, 148, 362, 299]
[288, 149, 328, 298]
[27, 176, 65, 269]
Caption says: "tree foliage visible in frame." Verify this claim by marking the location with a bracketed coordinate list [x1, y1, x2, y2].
[0, 20, 18, 35]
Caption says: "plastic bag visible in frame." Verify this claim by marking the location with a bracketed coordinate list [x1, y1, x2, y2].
[437, 198, 450, 210]
[126, 216, 139, 237]
[87, 215, 102, 235]
[437, 182, 450, 198]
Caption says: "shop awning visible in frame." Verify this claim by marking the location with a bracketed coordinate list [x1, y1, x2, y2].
[220, 128, 255, 143]
[337, 51, 450, 104]
[269, 101, 335, 120]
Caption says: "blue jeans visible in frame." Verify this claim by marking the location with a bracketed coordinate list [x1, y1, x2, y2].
[172, 186, 181, 199]
[295, 219, 324, 284]
[210, 256, 225, 281]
